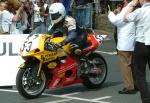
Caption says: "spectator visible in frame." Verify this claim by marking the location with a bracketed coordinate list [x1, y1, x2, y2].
[108, 0, 137, 94]
[33, 0, 44, 29]
[21, 0, 33, 34]
[32, 0, 48, 33]
[124, 0, 150, 102]
[1, 0, 23, 34]
[27, 0, 34, 31]
[16, 0, 24, 34]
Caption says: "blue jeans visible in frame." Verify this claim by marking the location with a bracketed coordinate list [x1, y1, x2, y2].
[75, 3, 93, 28]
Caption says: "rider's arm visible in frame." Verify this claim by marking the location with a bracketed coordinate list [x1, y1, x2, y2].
[62, 29, 77, 45]
[61, 16, 77, 45]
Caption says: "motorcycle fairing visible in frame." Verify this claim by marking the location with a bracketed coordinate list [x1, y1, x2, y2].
[46, 56, 82, 89]
[20, 34, 71, 63]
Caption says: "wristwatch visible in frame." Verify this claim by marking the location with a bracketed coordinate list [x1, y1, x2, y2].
[129, 2, 137, 7]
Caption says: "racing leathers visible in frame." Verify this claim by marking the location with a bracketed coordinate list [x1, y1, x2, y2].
[48, 16, 86, 52]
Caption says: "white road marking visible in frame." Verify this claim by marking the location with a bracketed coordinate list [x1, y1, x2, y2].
[92, 96, 112, 101]
[0, 89, 112, 103]
[43, 94, 111, 103]
[0, 89, 18, 93]
[61, 92, 80, 96]
[96, 51, 117, 55]
[45, 99, 72, 103]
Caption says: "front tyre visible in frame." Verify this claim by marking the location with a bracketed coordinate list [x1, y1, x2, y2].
[82, 53, 107, 88]
[16, 64, 46, 99]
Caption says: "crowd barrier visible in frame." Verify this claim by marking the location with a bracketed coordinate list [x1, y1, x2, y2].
[0, 34, 29, 86]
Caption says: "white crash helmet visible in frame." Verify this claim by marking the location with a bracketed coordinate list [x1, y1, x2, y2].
[49, 3, 66, 25]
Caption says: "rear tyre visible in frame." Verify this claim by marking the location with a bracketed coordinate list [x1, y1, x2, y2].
[82, 53, 107, 88]
[16, 64, 46, 99]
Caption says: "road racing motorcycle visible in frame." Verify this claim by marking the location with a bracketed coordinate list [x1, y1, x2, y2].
[16, 32, 107, 99]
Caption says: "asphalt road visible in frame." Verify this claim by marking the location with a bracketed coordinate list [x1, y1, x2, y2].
[0, 39, 150, 103]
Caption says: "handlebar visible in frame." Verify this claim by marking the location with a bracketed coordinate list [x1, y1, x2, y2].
[44, 42, 60, 51]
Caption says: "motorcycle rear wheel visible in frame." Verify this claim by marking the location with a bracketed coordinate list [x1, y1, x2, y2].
[16, 64, 46, 99]
[82, 53, 107, 88]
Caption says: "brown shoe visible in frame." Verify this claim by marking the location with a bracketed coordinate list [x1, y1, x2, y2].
[118, 88, 138, 94]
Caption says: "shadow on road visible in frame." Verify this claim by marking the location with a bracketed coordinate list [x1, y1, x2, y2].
[44, 81, 122, 95]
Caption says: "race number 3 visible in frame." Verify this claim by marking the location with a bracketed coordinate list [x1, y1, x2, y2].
[21, 40, 32, 52]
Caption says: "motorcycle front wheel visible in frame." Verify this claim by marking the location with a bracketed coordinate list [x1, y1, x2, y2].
[16, 64, 46, 99]
[82, 53, 107, 88]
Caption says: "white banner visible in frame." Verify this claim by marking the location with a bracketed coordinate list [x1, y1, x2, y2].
[0, 34, 29, 86]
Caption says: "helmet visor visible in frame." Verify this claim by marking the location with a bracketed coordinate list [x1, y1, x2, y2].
[50, 12, 61, 20]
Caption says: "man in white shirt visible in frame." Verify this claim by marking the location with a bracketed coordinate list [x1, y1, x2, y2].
[124, 0, 150, 102]
[108, 0, 137, 94]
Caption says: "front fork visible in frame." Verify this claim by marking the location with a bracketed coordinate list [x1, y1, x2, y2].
[19, 61, 43, 77]
[37, 61, 42, 77]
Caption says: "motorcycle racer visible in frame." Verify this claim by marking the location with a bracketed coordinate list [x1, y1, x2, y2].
[44, 3, 107, 75]
[45, 3, 86, 53]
